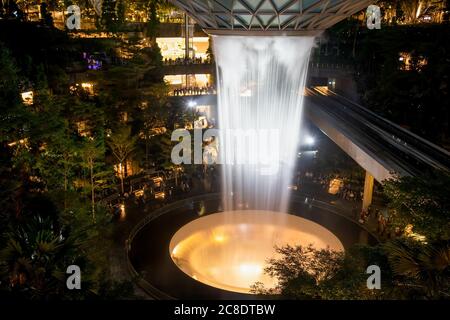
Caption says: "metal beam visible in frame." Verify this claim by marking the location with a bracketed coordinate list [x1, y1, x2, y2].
[168, 0, 375, 35]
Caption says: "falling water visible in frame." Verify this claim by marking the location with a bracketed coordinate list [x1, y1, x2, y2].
[213, 36, 315, 212]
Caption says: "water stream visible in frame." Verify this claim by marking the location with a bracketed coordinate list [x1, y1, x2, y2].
[213, 36, 315, 212]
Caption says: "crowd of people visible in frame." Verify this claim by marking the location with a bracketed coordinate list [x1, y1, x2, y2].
[313, 173, 364, 203]
[338, 184, 363, 202]
[109, 164, 403, 239]
[355, 205, 402, 239]
[309, 172, 404, 239]
[163, 57, 212, 65]
[172, 86, 216, 96]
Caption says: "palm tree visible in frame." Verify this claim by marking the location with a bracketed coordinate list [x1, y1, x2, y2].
[0, 216, 87, 299]
[385, 239, 450, 298]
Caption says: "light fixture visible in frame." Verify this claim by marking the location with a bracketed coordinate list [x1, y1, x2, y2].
[305, 135, 315, 145]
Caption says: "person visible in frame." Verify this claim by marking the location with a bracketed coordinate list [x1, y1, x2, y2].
[374, 208, 380, 220]
[349, 191, 355, 201]
[359, 209, 366, 224]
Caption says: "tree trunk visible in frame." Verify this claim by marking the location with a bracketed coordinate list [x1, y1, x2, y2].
[120, 161, 124, 194]
[64, 164, 68, 211]
[90, 161, 95, 221]
[145, 136, 149, 169]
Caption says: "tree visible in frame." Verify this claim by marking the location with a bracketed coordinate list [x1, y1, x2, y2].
[80, 139, 105, 221]
[107, 126, 137, 194]
[2, 0, 24, 20]
[0, 42, 29, 144]
[0, 202, 134, 300]
[252, 244, 394, 299]
[147, 0, 159, 42]
[149, 132, 173, 170]
[382, 172, 450, 240]
[117, 0, 126, 26]
[353, 24, 450, 145]
[0, 42, 34, 219]
[40, 2, 54, 27]
[35, 123, 79, 210]
[265, 245, 344, 290]
[101, 0, 118, 31]
[145, 0, 171, 42]
[0, 215, 91, 299]
[139, 83, 170, 168]
[385, 239, 450, 299]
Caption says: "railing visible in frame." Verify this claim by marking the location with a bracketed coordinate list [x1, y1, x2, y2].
[321, 89, 450, 172]
[290, 194, 379, 242]
[170, 87, 216, 96]
[98, 170, 169, 206]
[161, 61, 353, 70]
[308, 62, 353, 70]
[163, 58, 213, 66]
[126, 193, 221, 300]
[126, 191, 380, 299]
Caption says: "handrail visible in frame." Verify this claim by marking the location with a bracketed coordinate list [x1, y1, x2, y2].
[126, 193, 221, 299]
[322, 89, 450, 172]
[126, 192, 379, 299]
[290, 194, 380, 242]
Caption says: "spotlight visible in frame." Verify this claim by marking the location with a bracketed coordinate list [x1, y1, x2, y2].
[188, 100, 197, 108]
[305, 135, 315, 145]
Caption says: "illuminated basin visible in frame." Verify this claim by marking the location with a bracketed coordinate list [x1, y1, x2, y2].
[169, 210, 344, 294]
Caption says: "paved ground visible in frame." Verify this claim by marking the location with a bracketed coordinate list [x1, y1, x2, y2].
[109, 175, 386, 299]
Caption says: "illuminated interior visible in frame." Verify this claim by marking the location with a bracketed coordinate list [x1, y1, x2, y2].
[21, 91, 34, 105]
[169, 210, 344, 294]
[156, 37, 209, 60]
[164, 74, 212, 87]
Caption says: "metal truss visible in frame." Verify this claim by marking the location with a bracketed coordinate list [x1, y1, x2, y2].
[169, 0, 374, 35]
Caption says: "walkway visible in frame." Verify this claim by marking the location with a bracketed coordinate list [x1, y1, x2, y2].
[108, 173, 387, 299]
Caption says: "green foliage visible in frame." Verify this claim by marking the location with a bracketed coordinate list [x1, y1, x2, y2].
[382, 172, 450, 239]
[384, 238, 450, 299]
[149, 132, 173, 170]
[101, 0, 118, 32]
[0, 195, 132, 300]
[0, 17, 174, 300]
[0, 42, 30, 144]
[252, 244, 392, 300]
[255, 239, 450, 300]
[354, 25, 450, 145]
[108, 126, 137, 164]
[117, 0, 126, 26]
[108, 125, 137, 192]
[40, 2, 54, 27]
[0, 215, 92, 299]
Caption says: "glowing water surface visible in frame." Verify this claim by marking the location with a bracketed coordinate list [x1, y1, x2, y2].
[169, 211, 344, 294]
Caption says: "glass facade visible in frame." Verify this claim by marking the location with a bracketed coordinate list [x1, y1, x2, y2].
[169, 0, 372, 31]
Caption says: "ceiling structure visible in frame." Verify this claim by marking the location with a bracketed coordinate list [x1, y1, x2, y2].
[169, 0, 375, 35]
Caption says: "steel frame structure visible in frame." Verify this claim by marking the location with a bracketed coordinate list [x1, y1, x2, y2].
[168, 0, 374, 36]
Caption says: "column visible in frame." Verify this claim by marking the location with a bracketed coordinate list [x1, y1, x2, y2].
[184, 13, 189, 60]
[362, 171, 374, 210]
